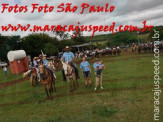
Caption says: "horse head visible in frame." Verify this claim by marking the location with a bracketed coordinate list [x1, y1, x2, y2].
[38, 64, 45, 79]
[62, 62, 72, 76]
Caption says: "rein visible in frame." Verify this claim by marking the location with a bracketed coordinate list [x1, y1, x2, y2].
[64, 65, 74, 77]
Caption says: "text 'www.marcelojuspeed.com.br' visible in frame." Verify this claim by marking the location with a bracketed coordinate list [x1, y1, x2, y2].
[0, 21, 153, 37]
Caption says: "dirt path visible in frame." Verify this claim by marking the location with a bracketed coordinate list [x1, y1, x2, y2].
[0, 77, 29, 89]
[0, 74, 161, 98]
[0, 84, 162, 107]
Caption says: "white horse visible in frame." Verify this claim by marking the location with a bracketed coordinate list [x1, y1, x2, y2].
[62, 61, 78, 92]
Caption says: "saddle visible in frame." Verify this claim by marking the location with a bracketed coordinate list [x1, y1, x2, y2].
[32, 67, 37, 75]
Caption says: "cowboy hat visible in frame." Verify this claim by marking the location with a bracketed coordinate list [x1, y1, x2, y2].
[34, 57, 38, 60]
[64, 46, 71, 50]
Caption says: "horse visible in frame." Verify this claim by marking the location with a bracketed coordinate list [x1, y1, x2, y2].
[112, 48, 117, 56]
[143, 43, 147, 53]
[117, 48, 121, 55]
[62, 61, 78, 92]
[53, 56, 63, 71]
[101, 49, 108, 56]
[138, 45, 141, 54]
[95, 51, 99, 58]
[38, 64, 56, 99]
[108, 49, 112, 56]
[132, 43, 137, 53]
[23, 68, 39, 87]
[87, 51, 92, 59]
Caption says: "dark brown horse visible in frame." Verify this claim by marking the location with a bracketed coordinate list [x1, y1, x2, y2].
[53, 56, 63, 71]
[117, 48, 121, 55]
[38, 64, 56, 99]
[112, 48, 117, 56]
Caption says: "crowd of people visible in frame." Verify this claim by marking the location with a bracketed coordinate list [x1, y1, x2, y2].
[30, 46, 106, 91]
[61, 46, 106, 90]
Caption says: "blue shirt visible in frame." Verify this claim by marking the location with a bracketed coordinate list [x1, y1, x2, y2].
[62, 52, 74, 62]
[93, 62, 100, 71]
[43, 60, 48, 66]
[80, 61, 90, 72]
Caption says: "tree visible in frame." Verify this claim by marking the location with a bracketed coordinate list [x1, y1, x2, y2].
[72, 28, 85, 44]
[53, 26, 70, 41]
[20, 33, 58, 58]
[44, 43, 57, 56]
[0, 35, 20, 61]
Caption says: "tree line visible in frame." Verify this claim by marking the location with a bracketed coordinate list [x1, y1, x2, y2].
[0, 29, 86, 61]
[0, 26, 162, 62]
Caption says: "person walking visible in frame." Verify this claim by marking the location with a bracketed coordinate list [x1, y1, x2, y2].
[3, 66, 7, 77]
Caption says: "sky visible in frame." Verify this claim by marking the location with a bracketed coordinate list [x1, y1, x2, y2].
[0, 0, 163, 37]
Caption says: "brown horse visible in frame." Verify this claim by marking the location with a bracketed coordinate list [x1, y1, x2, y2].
[53, 56, 63, 71]
[112, 48, 117, 56]
[117, 48, 121, 55]
[62, 62, 78, 92]
[132, 43, 137, 53]
[38, 64, 56, 99]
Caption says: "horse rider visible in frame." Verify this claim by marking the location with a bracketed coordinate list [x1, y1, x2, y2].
[62, 46, 80, 81]
[39, 54, 44, 64]
[42, 55, 56, 78]
[33, 57, 41, 81]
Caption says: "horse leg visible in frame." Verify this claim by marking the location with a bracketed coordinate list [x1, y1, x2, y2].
[51, 83, 54, 93]
[68, 79, 73, 92]
[44, 86, 49, 99]
[30, 76, 34, 87]
[35, 76, 38, 86]
[48, 84, 52, 99]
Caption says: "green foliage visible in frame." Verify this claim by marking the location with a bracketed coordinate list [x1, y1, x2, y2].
[20, 33, 58, 58]
[148, 26, 163, 41]
[72, 29, 86, 44]
[0, 35, 20, 61]
[44, 43, 57, 56]
[110, 32, 138, 46]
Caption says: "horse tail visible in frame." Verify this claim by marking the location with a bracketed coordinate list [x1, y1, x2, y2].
[23, 70, 32, 78]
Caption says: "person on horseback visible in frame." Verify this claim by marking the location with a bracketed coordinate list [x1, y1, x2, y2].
[42, 55, 56, 78]
[33, 57, 41, 81]
[62, 46, 80, 81]
[39, 54, 44, 64]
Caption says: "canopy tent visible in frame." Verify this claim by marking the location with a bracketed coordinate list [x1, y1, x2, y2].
[71, 43, 92, 52]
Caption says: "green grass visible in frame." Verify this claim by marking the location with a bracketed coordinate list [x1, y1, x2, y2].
[0, 52, 163, 122]
[0, 67, 22, 84]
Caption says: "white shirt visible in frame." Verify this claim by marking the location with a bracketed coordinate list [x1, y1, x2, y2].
[3, 67, 7, 71]
[33, 60, 38, 67]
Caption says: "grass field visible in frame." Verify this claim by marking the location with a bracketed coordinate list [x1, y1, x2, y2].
[0, 51, 163, 122]
[0, 68, 22, 84]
